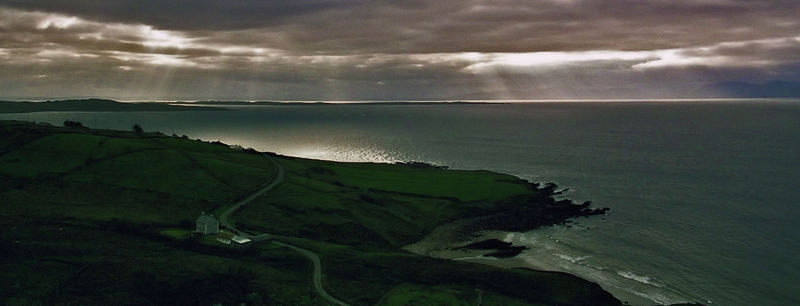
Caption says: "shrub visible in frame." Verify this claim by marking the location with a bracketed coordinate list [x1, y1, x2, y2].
[132, 124, 144, 134]
[395, 161, 448, 169]
[63, 120, 84, 128]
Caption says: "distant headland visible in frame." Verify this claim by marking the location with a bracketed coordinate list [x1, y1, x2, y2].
[0, 98, 223, 113]
[0, 98, 511, 114]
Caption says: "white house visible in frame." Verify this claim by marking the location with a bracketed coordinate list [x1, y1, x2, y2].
[196, 213, 220, 234]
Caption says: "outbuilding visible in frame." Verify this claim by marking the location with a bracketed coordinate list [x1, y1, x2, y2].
[232, 236, 252, 244]
[216, 231, 235, 244]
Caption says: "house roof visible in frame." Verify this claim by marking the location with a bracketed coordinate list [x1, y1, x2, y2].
[232, 236, 252, 244]
[197, 214, 218, 224]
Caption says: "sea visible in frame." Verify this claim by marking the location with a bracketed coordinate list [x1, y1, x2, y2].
[3, 100, 799, 305]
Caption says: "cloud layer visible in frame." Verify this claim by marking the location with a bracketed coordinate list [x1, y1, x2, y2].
[1, 1, 799, 100]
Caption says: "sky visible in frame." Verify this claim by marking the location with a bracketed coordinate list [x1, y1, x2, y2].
[1, 0, 799, 101]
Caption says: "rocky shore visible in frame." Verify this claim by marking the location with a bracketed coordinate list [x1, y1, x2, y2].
[464, 182, 609, 234]
[401, 181, 699, 305]
[405, 181, 608, 258]
[455, 238, 529, 258]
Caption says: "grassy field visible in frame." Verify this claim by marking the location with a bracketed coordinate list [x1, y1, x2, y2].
[0, 121, 277, 224]
[376, 283, 539, 306]
[0, 120, 619, 305]
[160, 228, 192, 239]
[235, 156, 537, 249]
[289, 159, 532, 202]
[0, 219, 321, 305]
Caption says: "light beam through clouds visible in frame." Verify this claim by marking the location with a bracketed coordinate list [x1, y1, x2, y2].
[0, 1, 799, 100]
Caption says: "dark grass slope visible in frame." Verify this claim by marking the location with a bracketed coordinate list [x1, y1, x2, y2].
[0, 121, 276, 224]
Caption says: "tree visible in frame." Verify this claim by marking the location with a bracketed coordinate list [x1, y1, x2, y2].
[132, 124, 144, 134]
[63, 120, 84, 128]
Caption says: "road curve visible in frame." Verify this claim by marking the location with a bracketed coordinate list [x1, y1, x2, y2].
[218, 154, 285, 235]
[217, 154, 350, 306]
[273, 241, 350, 306]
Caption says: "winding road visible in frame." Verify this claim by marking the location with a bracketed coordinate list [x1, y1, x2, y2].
[273, 241, 349, 306]
[218, 155, 349, 306]
[218, 154, 285, 236]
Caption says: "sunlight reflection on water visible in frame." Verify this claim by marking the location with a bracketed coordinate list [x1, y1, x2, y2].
[285, 145, 400, 163]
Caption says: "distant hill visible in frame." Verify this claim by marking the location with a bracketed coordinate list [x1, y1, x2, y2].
[192, 100, 286, 105]
[0, 98, 225, 113]
[191, 100, 508, 105]
[698, 81, 800, 98]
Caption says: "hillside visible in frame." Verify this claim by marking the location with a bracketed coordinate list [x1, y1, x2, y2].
[0, 120, 619, 305]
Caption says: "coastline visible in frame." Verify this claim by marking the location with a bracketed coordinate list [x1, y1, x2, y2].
[404, 222, 655, 306]
[1, 119, 623, 305]
[4, 103, 792, 305]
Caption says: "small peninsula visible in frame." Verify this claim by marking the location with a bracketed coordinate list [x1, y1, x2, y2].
[0, 120, 617, 305]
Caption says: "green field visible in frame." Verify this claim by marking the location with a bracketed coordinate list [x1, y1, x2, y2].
[285, 158, 532, 202]
[235, 156, 536, 249]
[160, 228, 192, 239]
[377, 283, 540, 306]
[0, 122, 277, 224]
[0, 120, 619, 305]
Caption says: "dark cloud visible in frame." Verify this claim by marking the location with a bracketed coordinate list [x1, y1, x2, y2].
[0, 0, 362, 31]
[0, 1, 799, 100]
[3, 0, 799, 54]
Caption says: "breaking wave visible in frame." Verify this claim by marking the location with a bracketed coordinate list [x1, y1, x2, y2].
[617, 271, 664, 288]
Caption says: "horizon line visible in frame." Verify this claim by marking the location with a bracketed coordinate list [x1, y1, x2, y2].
[4, 97, 800, 103]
